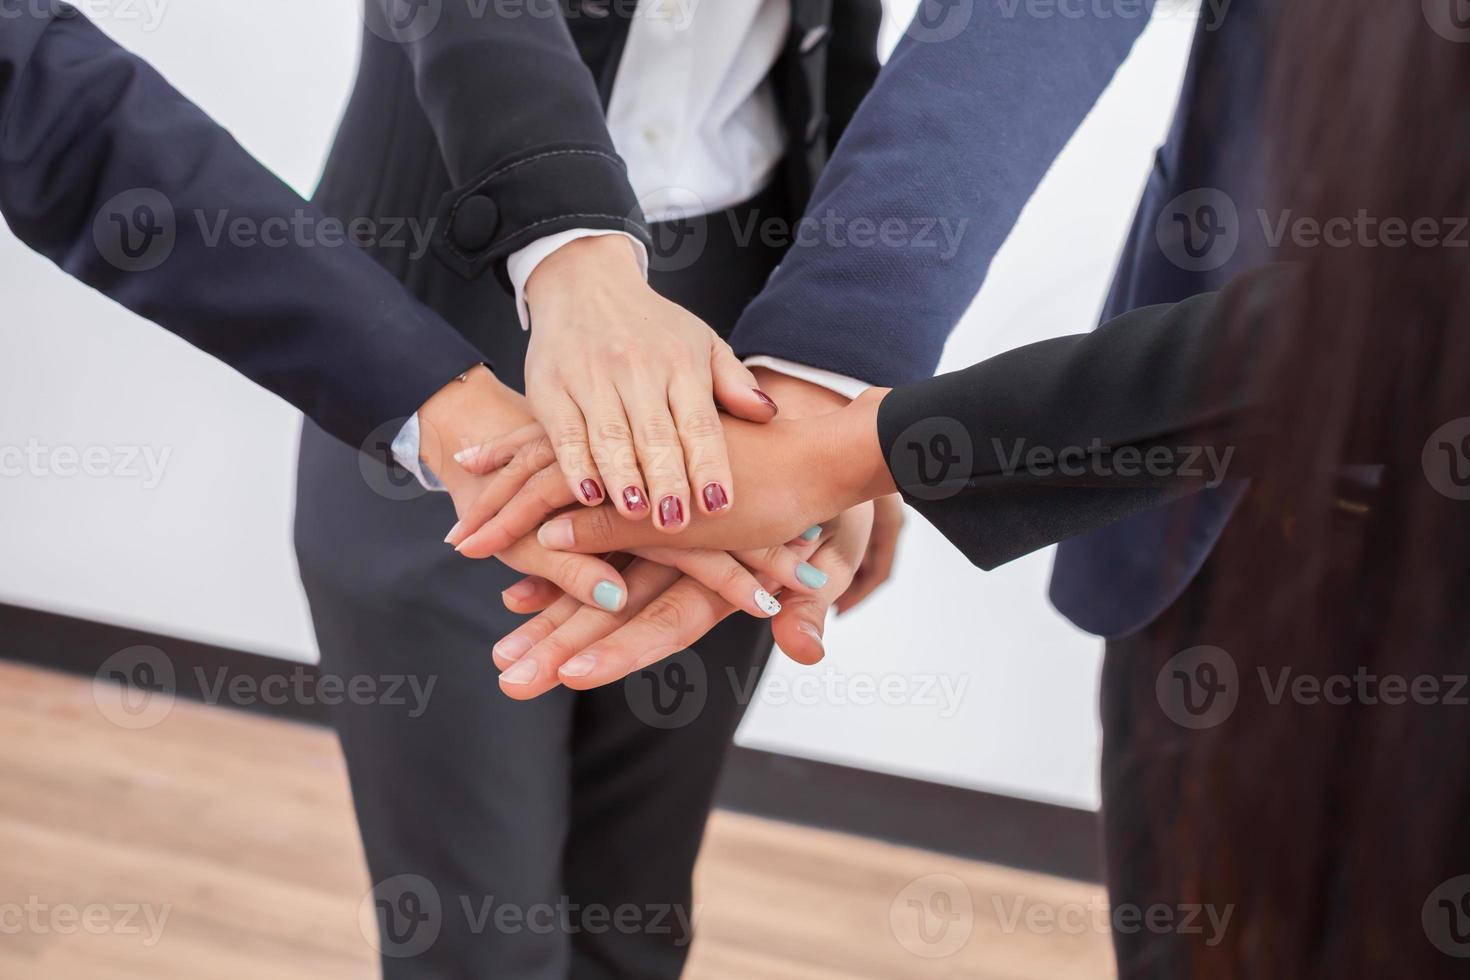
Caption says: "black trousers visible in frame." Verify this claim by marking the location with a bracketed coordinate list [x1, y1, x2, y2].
[294, 188, 787, 978]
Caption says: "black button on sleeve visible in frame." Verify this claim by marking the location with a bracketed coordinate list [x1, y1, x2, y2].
[451, 195, 500, 252]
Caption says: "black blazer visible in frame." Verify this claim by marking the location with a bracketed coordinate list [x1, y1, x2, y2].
[0, 9, 485, 449]
[878, 270, 1285, 571]
[316, 0, 883, 355]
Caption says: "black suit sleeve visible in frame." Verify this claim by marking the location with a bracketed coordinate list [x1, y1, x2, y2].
[0, 9, 486, 449]
[362, 0, 653, 280]
[877, 268, 1285, 570]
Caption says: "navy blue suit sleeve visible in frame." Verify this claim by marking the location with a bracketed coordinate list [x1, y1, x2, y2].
[0, 9, 486, 449]
[729, 0, 1151, 386]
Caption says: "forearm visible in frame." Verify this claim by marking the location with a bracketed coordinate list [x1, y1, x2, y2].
[729, 0, 1151, 384]
[873, 272, 1284, 569]
[0, 10, 484, 449]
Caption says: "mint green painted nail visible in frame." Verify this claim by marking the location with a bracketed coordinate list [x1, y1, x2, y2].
[593, 581, 624, 612]
[800, 525, 822, 542]
[796, 562, 829, 589]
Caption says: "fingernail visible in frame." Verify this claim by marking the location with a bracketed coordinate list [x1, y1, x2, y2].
[593, 580, 625, 612]
[752, 388, 779, 414]
[754, 588, 781, 616]
[658, 495, 685, 529]
[494, 635, 532, 663]
[623, 486, 649, 514]
[798, 621, 825, 651]
[560, 653, 598, 678]
[453, 444, 483, 466]
[538, 518, 575, 550]
[702, 483, 730, 513]
[800, 525, 822, 542]
[797, 562, 829, 589]
[444, 520, 464, 544]
[499, 659, 538, 685]
[579, 478, 603, 503]
[502, 579, 538, 603]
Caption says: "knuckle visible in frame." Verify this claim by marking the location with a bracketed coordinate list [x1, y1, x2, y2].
[639, 415, 679, 446]
[553, 422, 588, 451]
[759, 545, 789, 571]
[677, 408, 722, 442]
[642, 596, 685, 633]
[715, 561, 750, 596]
[595, 418, 633, 444]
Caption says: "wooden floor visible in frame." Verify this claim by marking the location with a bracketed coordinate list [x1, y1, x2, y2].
[0, 661, 1113, 979]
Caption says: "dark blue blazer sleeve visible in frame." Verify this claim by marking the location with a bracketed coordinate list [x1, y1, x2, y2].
[728, 0, 1152, 387]
[0, 9, 486, 449]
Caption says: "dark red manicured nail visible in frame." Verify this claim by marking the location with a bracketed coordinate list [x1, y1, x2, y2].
[623, 486, 649, 514]
[752, 388, 779, 414]
[658, 495, 684, 528]
[579, 479, 603, 503]
[702, 483, 730, 513]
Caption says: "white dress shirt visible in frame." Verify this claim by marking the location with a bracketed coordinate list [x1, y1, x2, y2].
[397, 0, 865, 487]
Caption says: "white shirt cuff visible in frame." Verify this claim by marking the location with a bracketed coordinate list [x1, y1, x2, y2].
[506, 229, 651, 330]
[390, 413, 446, 492]
[742, 356, 872, 401]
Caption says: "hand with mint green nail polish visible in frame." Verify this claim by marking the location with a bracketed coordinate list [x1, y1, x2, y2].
[593, 580, 626, 613]
[796, 562, 829, 589]
[800, 525, 823, 542]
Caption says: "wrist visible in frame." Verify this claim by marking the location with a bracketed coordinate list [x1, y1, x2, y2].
[416, 365, 517, 489]
[524, 234, 645, 318]
[815, 388, 896, 510]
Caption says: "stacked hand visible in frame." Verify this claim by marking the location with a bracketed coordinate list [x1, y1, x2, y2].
[432, 360, 901, 699]
[414, 238, 904, 700]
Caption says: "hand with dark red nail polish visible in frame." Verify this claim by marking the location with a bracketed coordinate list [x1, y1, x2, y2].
[702, 483, 730, 513]
[579, 479, 604, 503]
[623, 486, 649, 514]
[658, 495, 685, 528]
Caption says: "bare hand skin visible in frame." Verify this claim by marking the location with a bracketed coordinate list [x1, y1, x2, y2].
[837, 492, 904, 614]
[494, 504, 875, 699]
[522, 234, 779, 528]
[415, 367, 630, 611]
[532, 390, 893, 555]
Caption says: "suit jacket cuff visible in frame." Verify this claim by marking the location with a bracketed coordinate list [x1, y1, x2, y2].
[742, 356, 871, 400]
[431, 143, 652, 285]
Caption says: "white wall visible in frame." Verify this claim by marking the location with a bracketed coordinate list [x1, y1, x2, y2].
[0, 0, 1193, 810]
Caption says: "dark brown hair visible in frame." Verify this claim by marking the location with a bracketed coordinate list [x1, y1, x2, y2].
[1161, 4, 1470, 977]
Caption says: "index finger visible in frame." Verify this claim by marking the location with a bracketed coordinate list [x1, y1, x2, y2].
[554, 577, 737, 690]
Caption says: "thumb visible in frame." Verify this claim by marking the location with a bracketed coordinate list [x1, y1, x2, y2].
[453, 423, 549, 476]
[711, 342, 779, 422]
